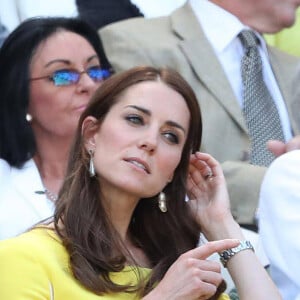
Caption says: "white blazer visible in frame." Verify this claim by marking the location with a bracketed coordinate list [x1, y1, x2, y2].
[0, 159, 54, 240]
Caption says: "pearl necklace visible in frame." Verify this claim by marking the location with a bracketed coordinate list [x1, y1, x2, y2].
[44, 188, 58, 202]
[35, 188, 58, 202]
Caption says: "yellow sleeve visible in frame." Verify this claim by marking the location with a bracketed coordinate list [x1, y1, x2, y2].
[0, 237, 50, 300]
[219, 293, 230, 300]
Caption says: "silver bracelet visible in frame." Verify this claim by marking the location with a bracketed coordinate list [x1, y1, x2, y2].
[219, 240, 254, 267]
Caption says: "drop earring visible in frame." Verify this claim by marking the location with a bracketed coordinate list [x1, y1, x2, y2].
[158, 191, 167, 212]
[26, 113, 32, 122]
[88, 149, 96, 177]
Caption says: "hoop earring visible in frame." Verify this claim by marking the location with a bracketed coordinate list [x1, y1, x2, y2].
[26, 113, 32, 122]
[158, 191, 167, 212]
[88, 150, 96, 177]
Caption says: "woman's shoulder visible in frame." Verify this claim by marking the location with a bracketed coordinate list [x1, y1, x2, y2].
[0, 228, 72, 299]
[0, 158, 11, 176]
[0, 227, 71, 280]
[0, 158, 36, 177]
[0, 159, 13, 189]
[0, 227, 65, 261]
[0, 158, 40, 193]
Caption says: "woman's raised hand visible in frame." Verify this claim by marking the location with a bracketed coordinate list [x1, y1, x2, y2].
[187, 152, 234, 240]
[143, 239, 239, 300]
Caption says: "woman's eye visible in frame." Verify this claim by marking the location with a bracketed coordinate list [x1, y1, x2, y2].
[163, 131, 179, 144]
[125, 114, 144, 125]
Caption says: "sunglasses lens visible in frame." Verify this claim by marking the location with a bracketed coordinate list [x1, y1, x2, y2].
[88, 67, 111, 82]
[52, 70, 80, 86]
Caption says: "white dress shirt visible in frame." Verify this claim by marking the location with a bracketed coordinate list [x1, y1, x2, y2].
[0, 0, 77, 33]
[259, 150, 300, 300]
[0, 159, 54, 240]
[189, 0, 293, 142]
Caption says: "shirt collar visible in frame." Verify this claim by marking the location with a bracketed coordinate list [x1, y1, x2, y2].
[188, 0, 268, 54]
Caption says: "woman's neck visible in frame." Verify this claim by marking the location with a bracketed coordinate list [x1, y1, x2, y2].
[104, 192, 138, 241]
[33, 134, 71, 195]
[102, 190, 151, 268]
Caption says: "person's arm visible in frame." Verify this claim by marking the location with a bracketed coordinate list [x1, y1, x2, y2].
[222, 160, 266, 226]
[187, 152, 281, 300]
[0, 237, 50, 299]
[259, 150, 300, 299]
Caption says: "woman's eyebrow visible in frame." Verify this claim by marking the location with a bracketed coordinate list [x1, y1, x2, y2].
[125, 105, 186, 133]
[165, 120, 186, 134]
[87, 54, 99, 63]
[45, 59, 71, 68]
[125, 105, 151, 116]
[44, 55, 99, 68]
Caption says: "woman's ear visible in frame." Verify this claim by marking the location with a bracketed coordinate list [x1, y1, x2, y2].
[82, 116, 99, 150]
[167, 173, 174, 183]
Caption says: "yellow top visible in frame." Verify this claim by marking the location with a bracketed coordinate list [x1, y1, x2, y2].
[0, 228, 229, 300]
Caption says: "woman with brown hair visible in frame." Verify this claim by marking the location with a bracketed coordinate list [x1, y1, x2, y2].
[0, 66, 280, 299]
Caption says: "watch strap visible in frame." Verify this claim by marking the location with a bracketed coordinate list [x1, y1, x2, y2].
[219, 240, 254, 267]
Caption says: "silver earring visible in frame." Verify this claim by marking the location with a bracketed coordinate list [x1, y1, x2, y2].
[88, 150, 96, 177]
[26, 113, 32, 122]
[158, 191, 167, 212]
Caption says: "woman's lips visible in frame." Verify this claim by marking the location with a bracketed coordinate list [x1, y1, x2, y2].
[124, 157, 150, 174]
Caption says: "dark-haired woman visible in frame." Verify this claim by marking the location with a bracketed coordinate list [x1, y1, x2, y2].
[0, 17, 111, 240]
[0, 66, 281, 299]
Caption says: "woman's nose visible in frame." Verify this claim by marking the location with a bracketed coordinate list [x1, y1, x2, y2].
[138, 132, 158, 153]
[76, 72, 100, 93]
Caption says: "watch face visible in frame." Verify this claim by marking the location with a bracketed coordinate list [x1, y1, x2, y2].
[220, 241, 254, 267]
[222, 250, 231, 260]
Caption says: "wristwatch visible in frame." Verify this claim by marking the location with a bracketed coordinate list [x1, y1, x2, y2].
[219, 240, 254, 267]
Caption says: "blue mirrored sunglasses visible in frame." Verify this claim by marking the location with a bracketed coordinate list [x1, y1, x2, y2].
[30, 66, 111, 86]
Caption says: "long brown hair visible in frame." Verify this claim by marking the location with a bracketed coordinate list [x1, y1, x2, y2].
[54, 66, 223, 298]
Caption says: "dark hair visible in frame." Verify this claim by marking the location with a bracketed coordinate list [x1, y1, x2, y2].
[55, 66, 225, 299]
[0, 17, 110, 168]
[76, 0, 144, 30]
